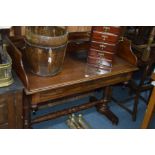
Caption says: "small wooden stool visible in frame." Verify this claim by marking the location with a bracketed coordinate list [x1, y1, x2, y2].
[141, 73, 155, 128]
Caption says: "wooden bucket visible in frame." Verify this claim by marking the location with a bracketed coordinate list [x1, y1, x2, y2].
[25, 26, 68, 47]
[25, 40, 67, 76]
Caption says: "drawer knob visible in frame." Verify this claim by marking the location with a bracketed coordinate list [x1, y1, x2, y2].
[98, 59, 105, 65]
[99, 44, 106, 50]
[103, 27, 110, 32]
[101, 35, 108, 41]
[99, 53, 104, 58]
[119, 37, 124, 42]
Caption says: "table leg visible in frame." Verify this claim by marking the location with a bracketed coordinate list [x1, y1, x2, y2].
[141, 87, 155, 129]
[96, 87, 119, 125]
[23, 95, 31, 128]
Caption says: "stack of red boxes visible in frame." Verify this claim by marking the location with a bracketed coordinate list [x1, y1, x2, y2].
[87, 26, 122, 71]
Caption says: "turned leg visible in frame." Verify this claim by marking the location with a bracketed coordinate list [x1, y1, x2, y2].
[132, 91, 140, 121]
[96, 86, 119, 125]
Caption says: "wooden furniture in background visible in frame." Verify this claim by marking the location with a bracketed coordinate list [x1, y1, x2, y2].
[125, 26, 154, 45]
[125, 27, 155, 63]
[0, 72, 23, 129]
[112, 53, 155, 121]
[141, 73, 155, 128]
[112, 27, 155, 121]
[66, 26, 92, 32]
[7, 36, 137, 128]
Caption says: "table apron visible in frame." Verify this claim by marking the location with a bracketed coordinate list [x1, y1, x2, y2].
[30, 72, 132, 104]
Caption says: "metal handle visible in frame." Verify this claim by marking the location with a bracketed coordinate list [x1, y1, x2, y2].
[119, 37, 124, 42]
[99, 44, 106, 50]
[103, 27, 110, 32]
[98, 53, 104, 58]
[101, 35, 108, 41]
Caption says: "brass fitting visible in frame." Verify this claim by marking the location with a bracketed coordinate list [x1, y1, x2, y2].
[66, 113, 92, 129]
[77, 114, 92, 129]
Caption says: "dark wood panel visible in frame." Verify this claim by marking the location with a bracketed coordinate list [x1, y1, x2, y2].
[7, 37, 29, 89]
[0, 123, 8, 129]
[0, 92, 23, 129]
[15, 92, 23, 128]
[67, 41, 90, 53]
[0, 95, 8, 125]
[7, 93, 16, 128]
[117, 38, 138, 65]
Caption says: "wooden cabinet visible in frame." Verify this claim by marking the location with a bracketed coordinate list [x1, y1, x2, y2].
[88, 26, 122, 68]
[0, 72, 23, 129]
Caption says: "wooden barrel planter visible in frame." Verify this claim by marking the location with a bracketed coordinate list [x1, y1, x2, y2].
[24, 26, 68, 77]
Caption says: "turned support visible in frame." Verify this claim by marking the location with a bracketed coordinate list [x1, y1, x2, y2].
[32, 98, 104, 125]
[96, 87, 119, 125]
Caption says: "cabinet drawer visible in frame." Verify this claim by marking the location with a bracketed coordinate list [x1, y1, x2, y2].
[87, 56, 112, 67]
[89, 48, 115, 60]
[93, 26, 122, 35]
[91, 41, 117, 52]
[91, 32, 120, 44]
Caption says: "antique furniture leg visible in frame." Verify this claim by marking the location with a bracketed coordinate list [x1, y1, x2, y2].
[23, 95, 31, 128]
[141, 87, 155, 128]
[96, 87, 119, 125]
[132, 91, 140, 121]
